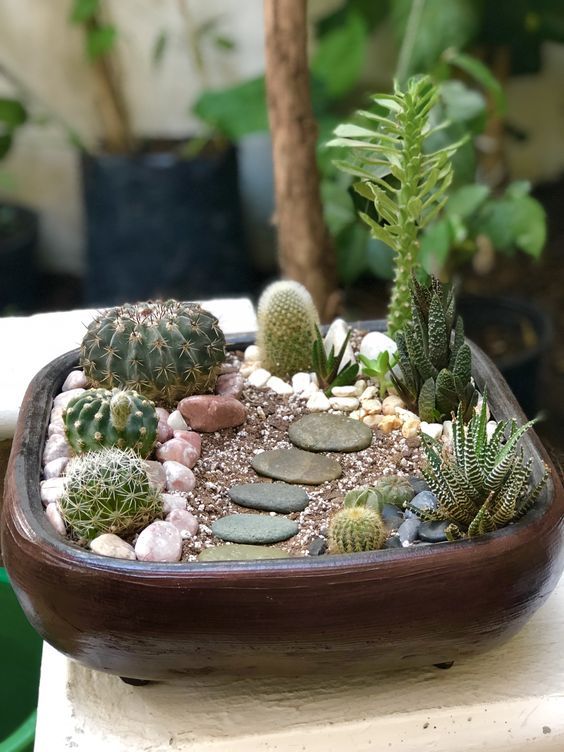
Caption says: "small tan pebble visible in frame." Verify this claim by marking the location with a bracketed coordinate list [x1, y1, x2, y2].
[247, 368, 271, 388]
[61, 370, 88, 391]
[45, 503, 66, 535]
[353, 380, 366, 396]
[329, 396, 359, 412]
[350, 410, 361, 421]
[486, 420, 497, 440]
[396, 407, 419, 423]
[292, 372, 311, 393]
[361, 398, 382, 415]
[401, 417, 421, 439]
[43, 456, 69, 480]
[363, 414, 402, 433]
[331, 385, 358, 398]
[239, 362, 260, 378]
[167, 409, 189, 431]
[40, 477, 67, 506]
[244, 345, 261, 363]
[420, 422, 443, 440]
[90, 533, 136, 560]
[382, 395, 406, 415]
[307, 391, 331, 412]
[53, 388, 85, 409]
[359, 386, 379, 401]
[266, 376, 293, 395]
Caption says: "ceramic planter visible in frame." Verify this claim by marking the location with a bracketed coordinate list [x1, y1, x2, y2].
[2, 322, 563, 681]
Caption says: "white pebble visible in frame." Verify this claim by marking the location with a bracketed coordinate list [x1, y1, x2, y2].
[396, 407, 419, 422]
[53, 388, 85, 409]
[40, 477, 67, 506]
[266, 376, 293, 395]
[166, 509, 199, 539]
[167, 409, 189, 431]
[247, 368, 271, 388]
[475, 396, 491, 420]
[162, 493, 188, 515]
[135, 521, 182, 563]
[361, 398, 382, 415]
[359, 331, 397, 362]
[360, 386, 379, 401]
[43, 434, 71, 465]
[306, 391, 331, 412]
[240, 362, 260, 378]
[420, 422, 443, 440]
[48, 420, 66, 437]
[297, 381, 319, 400]
[329, 396, 359, 412]
[486, 421, 498, 441]
[442, 420, 454, 448]
[43, 457, 69, 479]
[401, 417, 421, 439]
[90, 533, 136, 560]
[382, 395, 406, 415]
[331, 385, 358, 398]
[144, 460, 166, 492]
[244, 345, 261, 363]
[45, 503, 66, 535]
[61, 370, 88, 391]
[324, 319, 356, 370]
[291, 372, 311, 393]
[353, 380, 366, 396]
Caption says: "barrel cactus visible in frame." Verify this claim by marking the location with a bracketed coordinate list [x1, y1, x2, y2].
[64, 388, 158, 457]
[257, 280, 319, 379]
[59, 447, 162, 542]
[80, 300, 226, 407]
[328, 507, 386, 554]
[371, 476, 415, 508]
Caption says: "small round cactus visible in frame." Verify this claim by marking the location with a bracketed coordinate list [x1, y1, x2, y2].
[80, 300, 226, 407]
[257, 280, 319, 379]
[371, 476, 415, 508]
[64, 388, 158, 457]
[343, 487, 383, 512]
[328, 507, 386, 554]
[59, 447, 162, 542]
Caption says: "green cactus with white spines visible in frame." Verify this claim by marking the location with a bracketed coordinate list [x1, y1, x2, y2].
[63, 388, 158, 457]
[329, 506, 386, 554]
[59, 447, 162, 542]
[80, 300, 226, 407]
[257, 280, 319, 379]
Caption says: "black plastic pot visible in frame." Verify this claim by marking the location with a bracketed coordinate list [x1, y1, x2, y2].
[0, 203, 38, 314]
[81, 143, 253, 306]
[458, 295, 552, 417]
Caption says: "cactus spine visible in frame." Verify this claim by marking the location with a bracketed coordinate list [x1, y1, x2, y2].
[59, 447, 162, 542]
[329, 507, 386, 553]
[80, 300, 226, 407]
[257, 280, 319, 379]
[64, 388, 158, 457]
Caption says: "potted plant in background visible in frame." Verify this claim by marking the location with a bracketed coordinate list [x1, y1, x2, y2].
[68, 0, 252, 306]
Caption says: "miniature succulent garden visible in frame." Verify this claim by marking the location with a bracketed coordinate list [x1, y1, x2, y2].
[39, 76, 549, 564]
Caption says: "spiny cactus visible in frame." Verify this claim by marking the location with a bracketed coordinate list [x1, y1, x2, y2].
[59, 447, 162, 542]
[329, 75, 463, 336]
[410, 395, 549, 540]
[371, 476, 415, 508]
[64, 388, 158, 458]
[391, 276, 479, 423]
[328, 506, 386, 553]
[257, 280, 319, 379]
[80, 300, 226, 407]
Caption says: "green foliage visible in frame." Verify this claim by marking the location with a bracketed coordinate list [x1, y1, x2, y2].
[60, 447, 162, 542]
[64, 388, 158, 458]
[329, 75, 464, 336]
[329, 506, 386, 553]
[257, 281, 319, 379]
[80, 300, 226, 407]
[193, 77, 268, 141]
[412, 395, 549, 539]
[312, 325, 359, 394]
[358, 351, 397, 399]
[391, 276, 479, 422]
[68, 0, 118, 62]
[0, 97, 28, 163]
[343, 486, 384, 511]
[344, 476, 415, 510]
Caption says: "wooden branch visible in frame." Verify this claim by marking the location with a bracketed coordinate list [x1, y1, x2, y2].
[263, 0, 341, 321]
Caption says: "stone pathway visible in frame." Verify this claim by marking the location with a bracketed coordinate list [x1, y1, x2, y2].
[199, 544, 291, 561]
[212, 514, 299, 544]
[229, 482, 309, 513]
[288, 413, 372, 453]
[251, 447, 342, 484]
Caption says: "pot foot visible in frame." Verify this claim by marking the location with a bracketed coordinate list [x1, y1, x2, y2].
[433, 661, 455, 670]
[120, 676, 154, 686]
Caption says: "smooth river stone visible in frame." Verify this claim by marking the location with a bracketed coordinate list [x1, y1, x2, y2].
[212, 514, 299, 544]
[199, 544, 291, 562]
[228, 482, 309, 513]
[288, 413, 372, 453]
[251, 448, 341, 485]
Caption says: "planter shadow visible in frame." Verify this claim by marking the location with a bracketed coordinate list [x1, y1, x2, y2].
[2, 321, 563, 681]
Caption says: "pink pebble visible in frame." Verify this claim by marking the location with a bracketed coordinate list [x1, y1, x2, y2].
[53, 388, 85, 409]
[163, 460, 196, 493]
[43, 434, 71, 465]
[135, 521, 182, 562]
[166, 509, 199, 539]
[45, 503, 66, 535]
[40, 477, 67, 506]
[157, 420, 173, 443]
[61, 370, 88, 391]
[43, 457, 69, 479]
[162, 494, 188, 515]
[157, 438, 199, 469]
[178, 395, 246, 433]
[48, 420, 66, 437]
[156, 407, 170, 423]
[172, 431, 201, 455]
[144, 460, 166, 492]
[215, 372, 244, 399]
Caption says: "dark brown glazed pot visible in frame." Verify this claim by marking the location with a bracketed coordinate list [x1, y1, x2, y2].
[2, 322, 564, 681]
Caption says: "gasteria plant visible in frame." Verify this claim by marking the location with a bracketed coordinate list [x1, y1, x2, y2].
[329, 74, 464, 336]
[410, 396, 549, 540]
[391, 275, 479, 423]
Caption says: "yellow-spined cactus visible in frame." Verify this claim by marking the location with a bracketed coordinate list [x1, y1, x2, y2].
[328, 506, 386, 554]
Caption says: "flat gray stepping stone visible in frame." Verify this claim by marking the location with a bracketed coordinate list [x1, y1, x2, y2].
[229, 482, 309, 513]
[199, 544, 291, 562]
[212, 514, 299, 544]
[288, 413, 372, 452]
[251, 447, 341, 485]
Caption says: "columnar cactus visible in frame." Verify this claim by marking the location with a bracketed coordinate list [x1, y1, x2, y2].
[328, 507, 386, 554]
[257, 280, 319, 379]
[80, 300, 226, 407]
[64, 388, 158, 457]
[59, 447, 162, 542]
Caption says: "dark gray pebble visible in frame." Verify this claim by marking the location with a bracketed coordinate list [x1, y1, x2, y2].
[404, 490, 438, 518]
[308, 537, 328, 556]
[397, 518, 421, 546]
[380, 503, 405, 532]
[418, 520, 450, 543]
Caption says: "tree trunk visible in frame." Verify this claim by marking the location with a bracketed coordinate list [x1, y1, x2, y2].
[263, 0, 341, 321]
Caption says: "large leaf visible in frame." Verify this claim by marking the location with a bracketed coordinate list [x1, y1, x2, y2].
[365, 236, 395, 280]
[476, 194, 547, 258]
[444, 49, 507, 114]
[446, 184, 490, 219]
[440, 80, 486, 126]
[311, 12, 368, 100]
[420, 217, 452, 274]
[193, 77, 268, 139]
[0, 98, 27, 129]
[86, 24, 118, 60]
